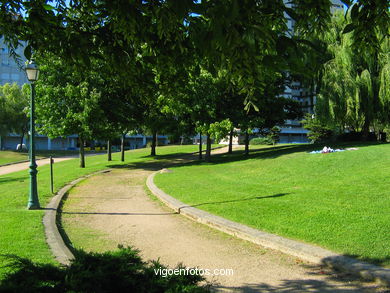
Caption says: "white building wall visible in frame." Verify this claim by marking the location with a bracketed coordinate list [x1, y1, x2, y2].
[0, 38, 28, 86]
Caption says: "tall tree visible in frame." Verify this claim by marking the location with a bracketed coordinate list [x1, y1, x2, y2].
[35, 54, 108, 167]
[0, 83, 29, 150]
[314, 11, 390, 138]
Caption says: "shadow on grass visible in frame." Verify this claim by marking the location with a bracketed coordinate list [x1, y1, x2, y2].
[0, 247, 209, 292]
[179, 193, 289, 212]
[0, 176, 27, 184]
[107, 144, 303, 172]
[108, 142, 388, 173]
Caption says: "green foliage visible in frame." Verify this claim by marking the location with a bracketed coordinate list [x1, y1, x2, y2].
[208, 119, 233, 143]
[268, 126, 281, 145]
[301, 114, 333, 142]
[2, 0, 381, 112]
[0, 83, 29, 137]
[249, 137, 273, 145]
[316, 11, 390, 135]
[35, 55, 107, 141]
[0, 247, 208, 293]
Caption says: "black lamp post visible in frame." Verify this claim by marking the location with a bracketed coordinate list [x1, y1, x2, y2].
[25, 60, 40, 210]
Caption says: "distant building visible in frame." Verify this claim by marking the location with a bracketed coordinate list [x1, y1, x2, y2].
[0, 133, 168, 151]
[0, 37, 28, 86]
[280, 0, 344, 143]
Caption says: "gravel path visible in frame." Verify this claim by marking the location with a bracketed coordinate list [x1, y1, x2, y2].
[61, 148, 386, 292]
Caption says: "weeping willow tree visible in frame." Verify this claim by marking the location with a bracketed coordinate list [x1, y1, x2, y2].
[377, 40, 390, 134]
[316, 11, 390, 139]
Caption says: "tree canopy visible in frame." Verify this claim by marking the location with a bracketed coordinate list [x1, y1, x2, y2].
[0, 83, 29, 148]
[1, 0, 387, 109]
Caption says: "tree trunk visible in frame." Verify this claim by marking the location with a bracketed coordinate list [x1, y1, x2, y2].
[121, 134, 125, 162]
[79, 137, 85, 168]
[0, 135, 3, 150]
[19, 132, 25, 152]
[244, 130, 249, 156]
[205, 134, 211, 162]
[198, 133, 202, 160]
[362, 118, 370, 141]
[107, 140, 112, 161]
[228, 129, 233, 154]
[151, 131, 157, 156]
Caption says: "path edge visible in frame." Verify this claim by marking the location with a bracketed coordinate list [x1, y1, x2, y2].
[146, 171, 390, 286]
[43, 169, 111, 265]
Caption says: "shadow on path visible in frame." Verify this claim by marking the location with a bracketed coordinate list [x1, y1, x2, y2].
[62, 211, 178, 216]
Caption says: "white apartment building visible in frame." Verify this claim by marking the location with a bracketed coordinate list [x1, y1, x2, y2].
[280, 0, 344, 143]
[0, 38, 28, 85]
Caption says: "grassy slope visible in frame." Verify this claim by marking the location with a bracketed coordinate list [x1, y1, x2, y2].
[0, 150, 109, 165]
[0, 145, 204, 277]
[0, 151, 31, 165]
[154, 143, 390, 267]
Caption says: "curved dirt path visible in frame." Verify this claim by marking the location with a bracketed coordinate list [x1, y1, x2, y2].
[61, 149, 385, 292]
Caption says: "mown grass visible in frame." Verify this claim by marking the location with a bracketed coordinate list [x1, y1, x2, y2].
[0, 144, 205, 278]
[0, 150, 109, 165]
[154, 142, 390, 267]
[0, 151, 32, 165]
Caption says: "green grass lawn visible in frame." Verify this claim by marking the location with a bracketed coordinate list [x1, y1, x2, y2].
[0, 144, 206, 278]
[0, 150, 109, 165]
[154, 142, 390, 267]
[0, 151, 32, 165]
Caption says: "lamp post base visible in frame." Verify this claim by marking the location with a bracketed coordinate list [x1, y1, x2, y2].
[27, 203, 41, 210]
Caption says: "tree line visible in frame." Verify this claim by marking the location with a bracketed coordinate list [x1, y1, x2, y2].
[0, 1, 388, 166]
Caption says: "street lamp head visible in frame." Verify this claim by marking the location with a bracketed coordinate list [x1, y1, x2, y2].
[25, 60, 39, 82]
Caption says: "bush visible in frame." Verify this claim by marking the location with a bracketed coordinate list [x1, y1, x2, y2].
[301, 114, 333, 143]
[249, 137, 273, 145]
[0, 247, 209, 293]
[268, 126, 281, 145]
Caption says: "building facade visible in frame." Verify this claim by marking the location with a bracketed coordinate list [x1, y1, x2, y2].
[0, 38, 28, 86]
[279, 0, 344, 143]
[0, 133, 169, 151]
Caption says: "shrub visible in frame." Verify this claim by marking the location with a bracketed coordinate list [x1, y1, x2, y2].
[301, 114, 333, 143]
[268, 126, 281, 145]
[0, 247, 209, 293]
[249, 137, 273, 145]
